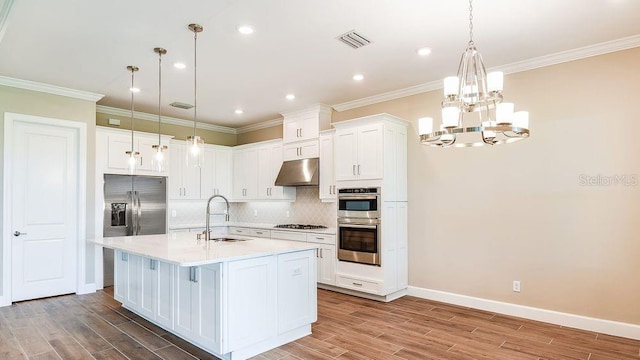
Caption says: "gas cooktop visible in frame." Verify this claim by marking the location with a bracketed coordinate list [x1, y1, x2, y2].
[274, 224, 328, 230]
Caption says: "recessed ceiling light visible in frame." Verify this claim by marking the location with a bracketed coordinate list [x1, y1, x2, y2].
[417, 47, 432, 56]
[174, 62, 186, 69]
[235, 109, 244, 114]
[285, 94, 295, 100]
[353, 74, 364, 81]
[129, 87, 140, 93]
[238, 25, 254, 35]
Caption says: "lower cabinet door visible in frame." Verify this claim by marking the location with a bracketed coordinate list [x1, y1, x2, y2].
[197, 264, 223, 352]
[174, 266, 199, 338]
[113, 250, 127, 302]
[278, 250, 317, 334]
[156, 261, 174, 329]
[318, 245, 336, 286]
[124, 254, 142, 310]
[139, 258, 157, 320]
[226, 256, 277, 352]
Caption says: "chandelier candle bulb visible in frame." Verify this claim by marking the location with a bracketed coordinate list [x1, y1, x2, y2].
[481, 121, 496, 139]
[444, 76, 459, 96]
[418, 117, 433, 135]
[496, 102, 514, 125]
[487, 71, 504, 92]
[442, 107, 460, 128]
[513, 111, 529, 129]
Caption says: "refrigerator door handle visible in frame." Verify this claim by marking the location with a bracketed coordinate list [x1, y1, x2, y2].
[127, 190, 135, 236]
[135, 191, 142, 235]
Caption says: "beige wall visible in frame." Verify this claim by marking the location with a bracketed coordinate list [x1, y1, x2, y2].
[236, 124, 283, 145]
[0, 85, 98, 291]
[96, 112, 237, 146]
[331, 47, 640, 325]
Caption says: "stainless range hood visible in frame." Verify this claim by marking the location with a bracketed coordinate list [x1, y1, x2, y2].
[275, 158, 319, 186]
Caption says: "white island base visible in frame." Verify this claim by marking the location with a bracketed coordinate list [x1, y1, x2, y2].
[94, 234, 318, 360]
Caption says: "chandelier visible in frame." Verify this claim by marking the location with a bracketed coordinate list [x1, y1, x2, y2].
[419, 0, 530, 148]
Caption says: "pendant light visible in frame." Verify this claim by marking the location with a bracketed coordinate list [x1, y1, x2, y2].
[186, 23, 204, 167]
[125, 65, 140, 173]
[152, 47, 168, 172]
[419, 0, 530, 148]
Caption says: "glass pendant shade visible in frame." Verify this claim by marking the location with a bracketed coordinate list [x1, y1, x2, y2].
[186, 135, 204, 167]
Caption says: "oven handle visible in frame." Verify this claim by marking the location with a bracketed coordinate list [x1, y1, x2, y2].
[338, 223, 378, 229]
[338, 195, 378, 200]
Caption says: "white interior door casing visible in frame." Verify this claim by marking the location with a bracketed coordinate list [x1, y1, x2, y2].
[5, 114, 84, 303]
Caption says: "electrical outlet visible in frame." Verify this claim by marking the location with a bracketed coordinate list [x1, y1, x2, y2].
[292, 267, 301, 276]
[513, 280, 521, 293]
[286, 210, 290, 218]
[253, 209, 258, 217]
[171, 210, 177, 217]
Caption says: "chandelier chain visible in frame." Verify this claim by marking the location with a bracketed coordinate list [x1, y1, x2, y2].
[468, 0, 474, 45]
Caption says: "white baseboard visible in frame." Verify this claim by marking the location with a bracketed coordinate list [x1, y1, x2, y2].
[408, 286, 640, 340]
[0, 295, 10, 307]
[77, 283, 96, 295]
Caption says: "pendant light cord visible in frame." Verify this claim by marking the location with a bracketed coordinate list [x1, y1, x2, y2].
[130, 68, 135, 152]
[158, 51, 162, 145]
[468, 0, 474, 46]
[192, 30, 198, 138]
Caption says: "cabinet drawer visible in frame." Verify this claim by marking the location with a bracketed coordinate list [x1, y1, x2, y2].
[229, 227, 250, 236]
[251, 229, 271, 238]
[271, 230, 307, 242]
[336, 275, 380, 294]
[307, 233, 335, 245]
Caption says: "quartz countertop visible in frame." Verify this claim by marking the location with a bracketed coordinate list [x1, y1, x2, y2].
[90, 232, 318, 266]
[169, 222, 337, 235]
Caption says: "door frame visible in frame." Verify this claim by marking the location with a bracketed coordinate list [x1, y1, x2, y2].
[1, 112, 88, 306]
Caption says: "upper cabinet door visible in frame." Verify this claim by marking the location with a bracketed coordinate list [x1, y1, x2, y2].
[334, 129, 358, 181]
[356, 124, 384, 180]
[319, 134, 335, 200]
[107, 133, 134, 170]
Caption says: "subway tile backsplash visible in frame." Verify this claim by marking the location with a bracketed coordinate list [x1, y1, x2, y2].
[169, 187, 336, 227]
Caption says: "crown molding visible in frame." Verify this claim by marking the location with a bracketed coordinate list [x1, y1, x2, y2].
[0, 76, 105, 102]
[280, 103, 333, 118]
[96, 105, 237, 134]
[235, 118, 283, 134]
[0, 0, 15, 44]
[332, 34, 640, 112]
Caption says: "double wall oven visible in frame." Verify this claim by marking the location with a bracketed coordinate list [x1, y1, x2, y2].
[337, 187, 381, 266]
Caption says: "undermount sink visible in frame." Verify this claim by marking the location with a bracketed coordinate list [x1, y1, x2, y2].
[210, 237, 248, 242]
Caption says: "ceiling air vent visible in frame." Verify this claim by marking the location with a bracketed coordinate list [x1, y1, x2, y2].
[169, 102, 194, 110]
[336, 30, 372, 49]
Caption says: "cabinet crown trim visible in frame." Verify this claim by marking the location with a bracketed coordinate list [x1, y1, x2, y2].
[280, 104, 333, 118]
[332, 113, 409, 128]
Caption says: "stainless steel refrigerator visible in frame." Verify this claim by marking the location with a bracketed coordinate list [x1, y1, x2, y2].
[103, 174, 167, 286]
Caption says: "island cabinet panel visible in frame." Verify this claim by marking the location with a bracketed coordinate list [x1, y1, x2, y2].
[277, 250, 317, 335]
[140, 258, 157, 320]
[156, 261, 174, 329]
[113, 250, 126, 302]
[174, 264, 223, 353]
[226, 255, 277, 352]
[119, 252, 142, 310]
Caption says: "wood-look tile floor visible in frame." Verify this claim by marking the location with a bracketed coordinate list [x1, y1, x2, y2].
[1, 288, 638, 360]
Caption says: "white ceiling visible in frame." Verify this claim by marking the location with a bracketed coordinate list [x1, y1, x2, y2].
[1, 0, 639, 128]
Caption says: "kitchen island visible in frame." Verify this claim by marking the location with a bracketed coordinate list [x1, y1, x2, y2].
[91, 233, 318, 360]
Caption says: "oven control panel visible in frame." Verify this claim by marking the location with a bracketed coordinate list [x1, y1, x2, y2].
[338, 187, 380, 194]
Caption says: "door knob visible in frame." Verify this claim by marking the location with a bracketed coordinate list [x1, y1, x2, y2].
[14, 231, 27, 236]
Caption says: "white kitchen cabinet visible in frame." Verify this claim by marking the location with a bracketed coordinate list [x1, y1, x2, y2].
[283, 140, 319, 161]
[319, 132, 336, 200]
[232, 146, 258, 200]
[307, 234, 336, 286]
[282, 104, 332, 144]
[175, 264, 223, 353]
[169, 141, 201, 200]
[258, 141, 295, 200]
[113, 251, 142, 309]
[335, 124, 383, 181]
[98, 127, 172, 176]
[201, 146, 232, 199]
[155, 261, 174, 329]
[226, 255, 277, 352]
[139, 258, 157, 320]
[277, 250, 317, 335]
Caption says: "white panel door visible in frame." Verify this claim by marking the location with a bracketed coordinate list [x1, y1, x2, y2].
[334, 129, 358, 181]
[11, 120, 78, 302]
[357, 124, 384, 180]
